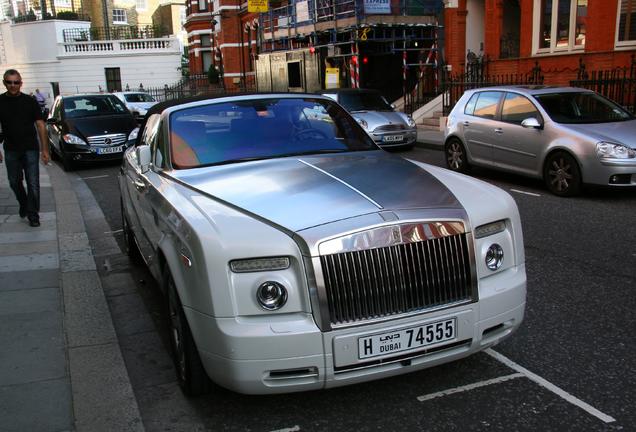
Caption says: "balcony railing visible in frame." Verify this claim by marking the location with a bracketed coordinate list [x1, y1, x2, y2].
[59, 38, 179, 56]
[62, 25, 170, 42]
[261, 0, 440, 34]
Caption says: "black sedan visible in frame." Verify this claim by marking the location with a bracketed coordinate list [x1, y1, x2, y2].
[47, 93, 139, 171]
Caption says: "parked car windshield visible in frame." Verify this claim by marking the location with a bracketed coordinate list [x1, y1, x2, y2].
[338, 91, 393, 113]
[63, 95, 129, 118]
[124, 93, 156, 103]
[533, 92, 634, 124]
[169, 97, 378, 169]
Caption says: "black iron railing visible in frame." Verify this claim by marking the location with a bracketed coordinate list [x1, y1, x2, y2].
[142, 75, 255, 102]
[441, 59, 544, 115]
[571, 55, 636, 114]
[62, 25, 170, 42]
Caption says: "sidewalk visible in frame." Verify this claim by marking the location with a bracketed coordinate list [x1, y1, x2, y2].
[416, 127, 444, 150]
[0, 159, 143, 432]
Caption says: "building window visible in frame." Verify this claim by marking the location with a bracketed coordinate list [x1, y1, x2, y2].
[202, 52, 212, 73]
[198, 0, 206, 12]
[617, 0, 636, 46]
[201, 35, 211, 47]
[536, 0, 586, 53]
[136, 0, 146, 10]
[113, 9, 127, 24]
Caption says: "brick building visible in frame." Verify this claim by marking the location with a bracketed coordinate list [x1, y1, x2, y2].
[184, 0, 258, 89]
[444, 0, 636, 85]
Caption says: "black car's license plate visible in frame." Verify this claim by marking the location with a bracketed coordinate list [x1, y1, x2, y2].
[96, 145, 124, 155]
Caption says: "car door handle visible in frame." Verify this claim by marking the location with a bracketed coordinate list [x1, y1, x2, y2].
[133, 179, 146, 191]
[463, 121, 470, 126]
[494, 128, 503, 134]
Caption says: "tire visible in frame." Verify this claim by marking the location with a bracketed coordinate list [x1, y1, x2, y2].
[445, 138, 471, 173]
[165, 270, 212, 397]
[543, 151, 582, 197]
[49, 142, 59, 161]
[120, 199, 142, 263]
[61, 151, 73, 172]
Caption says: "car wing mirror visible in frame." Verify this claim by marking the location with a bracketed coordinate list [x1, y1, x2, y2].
[136, 144, 151, 173]
[46, 117, 57, 125]
[521, 117, 543, 129]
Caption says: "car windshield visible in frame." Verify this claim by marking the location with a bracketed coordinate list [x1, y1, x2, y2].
[337, 91, 393, 112]
[63, 96, 129, 118]
[169, 97, 378, 169]
[533, 92, 634, 124]
[124, 93, 155, 103]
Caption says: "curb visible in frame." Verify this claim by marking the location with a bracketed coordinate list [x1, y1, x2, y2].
[47, 162, 144, 432]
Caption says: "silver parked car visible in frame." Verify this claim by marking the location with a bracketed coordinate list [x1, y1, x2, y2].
[445, 86, 636, 196]
[112, 91, 158, 121]
[120, 93, 526, 396]
[323, 88, 417, 149]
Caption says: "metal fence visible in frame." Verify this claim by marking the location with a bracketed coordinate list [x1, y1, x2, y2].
[62, 25, 170, 42]
[570, 55, 636, 114]
[142, 75, 256, 102]
[441, 59, 544, 115]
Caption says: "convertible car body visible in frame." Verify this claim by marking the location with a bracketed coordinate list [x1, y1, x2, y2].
[119, 93, 526, 395]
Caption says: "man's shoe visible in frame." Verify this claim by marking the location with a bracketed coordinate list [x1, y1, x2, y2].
[29, 219, 40, 227]
[19, 207, 26, 218]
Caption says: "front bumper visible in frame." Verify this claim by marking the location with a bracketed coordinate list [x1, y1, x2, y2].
[62, 141, 134, 162]
[186, 263, 526, 395]
[581, 157, 636, 186]
[371, 130, 418, 148]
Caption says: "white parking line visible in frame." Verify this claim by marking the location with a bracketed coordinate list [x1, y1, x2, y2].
[269, 426, 300, 432]
[82, 175, 110, 180]
[510, 189, 541, 197]
[105, 229, 123, 234]
[486, 349, 616, 423]
[417, 373, 524, 402]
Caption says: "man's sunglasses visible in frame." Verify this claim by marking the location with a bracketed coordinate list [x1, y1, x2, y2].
[4, 80, 22, 85]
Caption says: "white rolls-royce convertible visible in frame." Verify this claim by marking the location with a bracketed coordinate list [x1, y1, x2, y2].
[119, 93, 527, 396]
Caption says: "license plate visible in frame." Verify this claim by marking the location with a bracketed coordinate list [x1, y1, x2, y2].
[383, 135, 404, 142]
[358, 318, 456, 359]
[96, 145, 124, 155]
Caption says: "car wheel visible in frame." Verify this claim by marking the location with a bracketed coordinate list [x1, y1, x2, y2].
[543, 151, 582, 197]
[120, 199, 142, 263]
[165, 270, 212, 397]
[49, 142, 59, 161]
[445, 138, 470, 173]
[61, 151, 73, 172]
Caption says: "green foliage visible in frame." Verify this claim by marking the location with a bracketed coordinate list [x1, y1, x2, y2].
[57, 11, 78, 20]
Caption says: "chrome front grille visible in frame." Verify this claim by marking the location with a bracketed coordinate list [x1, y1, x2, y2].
[374, 124, 406, 132]
[87, 133, 127, 147]
[320, 232, 474, 326]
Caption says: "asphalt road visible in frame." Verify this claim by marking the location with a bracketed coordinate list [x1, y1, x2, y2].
[68, 146, 635, 432]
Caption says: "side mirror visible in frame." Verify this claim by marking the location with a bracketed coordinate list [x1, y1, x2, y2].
[136, 144, 151, 173]
[521, 117, 543, 129]
[46, 117, 57, 125]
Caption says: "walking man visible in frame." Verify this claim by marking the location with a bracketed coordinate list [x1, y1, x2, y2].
[0, 69, 50, 227]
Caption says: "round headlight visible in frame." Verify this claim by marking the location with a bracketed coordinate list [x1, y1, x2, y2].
[256, 281, 288, 310]
[485, 244, 504, 271]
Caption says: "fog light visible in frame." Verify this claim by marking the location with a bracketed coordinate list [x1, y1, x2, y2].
[256, 281, 288, 310]
[609, 174, 631, 185]
[485, 244, 504, 271]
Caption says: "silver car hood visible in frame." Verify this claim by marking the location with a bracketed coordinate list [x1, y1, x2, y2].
[351, 111, 410, 129]
[127, 102, 156, 111]
[170, 151, 462, 232]
[563, 119, 636, 148]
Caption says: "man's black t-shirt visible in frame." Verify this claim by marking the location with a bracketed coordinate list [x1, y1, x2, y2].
[0, 92, 44, 151]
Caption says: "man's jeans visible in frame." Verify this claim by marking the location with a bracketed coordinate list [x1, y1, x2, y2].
[5, 150, 40, 221]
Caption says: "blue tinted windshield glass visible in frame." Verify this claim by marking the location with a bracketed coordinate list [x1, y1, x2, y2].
[169, 97, 377, 169]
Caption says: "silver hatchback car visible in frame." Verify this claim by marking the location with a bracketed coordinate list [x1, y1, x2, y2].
[444, 86, 636, 196]
[323, 89, 417, 149]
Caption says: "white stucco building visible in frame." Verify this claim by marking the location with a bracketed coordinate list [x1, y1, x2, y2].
[0, 18, 182, 106]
